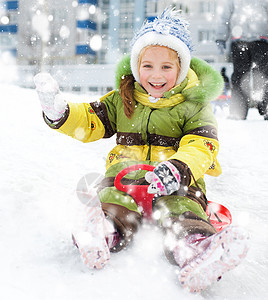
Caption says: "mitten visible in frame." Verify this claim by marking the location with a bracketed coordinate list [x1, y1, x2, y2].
[145, 161, 181, 195]
[216, 40, 226, 55]
[34, 73, 67, 121]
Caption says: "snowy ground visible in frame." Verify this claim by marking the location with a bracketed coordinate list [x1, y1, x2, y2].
[1, 84, 268, 300]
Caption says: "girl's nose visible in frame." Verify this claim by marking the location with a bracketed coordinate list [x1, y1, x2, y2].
[151, 71, 162, 79]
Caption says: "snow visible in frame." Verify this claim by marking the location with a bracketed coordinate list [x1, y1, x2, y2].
[1, 84, 268, 300]
[32, 12, 50, 43]
[90, 34, 102, 51]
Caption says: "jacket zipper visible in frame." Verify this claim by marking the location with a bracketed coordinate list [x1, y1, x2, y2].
[146, 109, 155, 160]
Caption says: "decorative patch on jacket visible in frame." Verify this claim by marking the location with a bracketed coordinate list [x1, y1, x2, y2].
[117, 135, 135, 145]
[204, 140, 216, 152]
[88, 107, 95, 114]
[108, 153, 129, 163]
[209, 161, 216, 170]
[91, 121, 96, 130]
[187, 125, 218, 140]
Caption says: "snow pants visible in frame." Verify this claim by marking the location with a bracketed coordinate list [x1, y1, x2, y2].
[97, 161, 217, 261]
[230, 40, 268, 119]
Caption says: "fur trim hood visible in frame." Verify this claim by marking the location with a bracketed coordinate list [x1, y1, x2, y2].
[115, 54, 224, 103]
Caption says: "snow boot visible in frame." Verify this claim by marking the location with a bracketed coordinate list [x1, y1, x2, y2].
[173, 225, 250, 293]
[72, 202, 119, 270]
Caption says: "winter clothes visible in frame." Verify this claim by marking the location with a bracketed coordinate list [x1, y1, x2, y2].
[46, 56, 222, 177]
[34, 73, 67, 121]
[44, 55, 223, 253]
[216, 0, 268, 120]
[216, 0, 268, 42]
[174, 225, 250, 292]
[229, 40, 268, 119]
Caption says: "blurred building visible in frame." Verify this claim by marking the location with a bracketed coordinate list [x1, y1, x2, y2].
[181, 0, 219, 63]
[0, 0, 18, 57]
[0, 0, 223, 68]
[98, 0, 220, 64]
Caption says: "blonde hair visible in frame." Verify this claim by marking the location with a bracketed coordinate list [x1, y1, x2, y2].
[120, 45, 181, 119]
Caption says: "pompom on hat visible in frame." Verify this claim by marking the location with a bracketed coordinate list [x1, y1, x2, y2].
[130, 8, 193, 86]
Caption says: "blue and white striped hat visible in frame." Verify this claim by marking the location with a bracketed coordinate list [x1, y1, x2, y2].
[130, 8, 193, 85]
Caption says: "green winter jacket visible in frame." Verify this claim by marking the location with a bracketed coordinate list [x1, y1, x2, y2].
[46, 55, 224, 184]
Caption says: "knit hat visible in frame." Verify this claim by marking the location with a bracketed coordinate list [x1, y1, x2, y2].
[130, 8, 193, 86]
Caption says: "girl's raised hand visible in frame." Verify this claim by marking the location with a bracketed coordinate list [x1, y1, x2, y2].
[34, 73, 67, 121]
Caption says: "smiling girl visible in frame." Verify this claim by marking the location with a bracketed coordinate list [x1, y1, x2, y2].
[34, 8, 249, 293]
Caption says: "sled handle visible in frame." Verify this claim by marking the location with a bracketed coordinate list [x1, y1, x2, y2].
[114, 164, 156, 219]
[114, 164, 155, 192]
[114, 164, 232, 231]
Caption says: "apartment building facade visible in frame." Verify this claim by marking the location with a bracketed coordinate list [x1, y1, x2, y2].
[0, 0, 18, 56]
[0, 0, 223, 68]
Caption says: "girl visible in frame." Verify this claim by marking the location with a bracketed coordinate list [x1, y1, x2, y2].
[34, 8, 249, 293]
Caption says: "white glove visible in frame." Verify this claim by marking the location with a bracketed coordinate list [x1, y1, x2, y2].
[34, 73, 67, 121]
[145, 161, 181, 195]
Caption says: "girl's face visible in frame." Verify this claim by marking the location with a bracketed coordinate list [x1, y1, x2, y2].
[139, 46, 180, 98]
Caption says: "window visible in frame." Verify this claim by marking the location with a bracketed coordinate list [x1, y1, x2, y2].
[76, 28, 88, 43]
[146, 0, 157, 15]
[198, 29, 215, 42]
[199, 1, 216, 14]
[119, 4, 134, 45]
[0, 33, 16, 46]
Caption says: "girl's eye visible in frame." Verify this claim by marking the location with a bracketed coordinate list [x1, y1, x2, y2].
[163, 65, 172, 69]
[143, 64, 152, 68]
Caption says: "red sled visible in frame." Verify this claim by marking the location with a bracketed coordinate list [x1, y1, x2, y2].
[114, 164, 232, 232]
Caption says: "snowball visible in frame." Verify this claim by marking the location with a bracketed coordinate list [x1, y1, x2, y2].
[59, 25, 70, 39]
[195, 190, 201, 197]
[90, 34, 102, 51]
[34, 73, 59, 92]
[74, 127, 86, 141]
[1, 16, 9, 25]
[113, 9, 119, 17]
[232, 26, 243, 38]
[72, 1, 78, 7]
[89, 5, 96, 14]
[32, 13, 50, 42]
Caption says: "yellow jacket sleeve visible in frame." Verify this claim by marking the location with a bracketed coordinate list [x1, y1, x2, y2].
[55, 102, 106, 143]
[169, 134, 222, 182]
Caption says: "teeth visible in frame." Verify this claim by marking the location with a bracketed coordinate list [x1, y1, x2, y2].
[151, 83, 165, 87]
